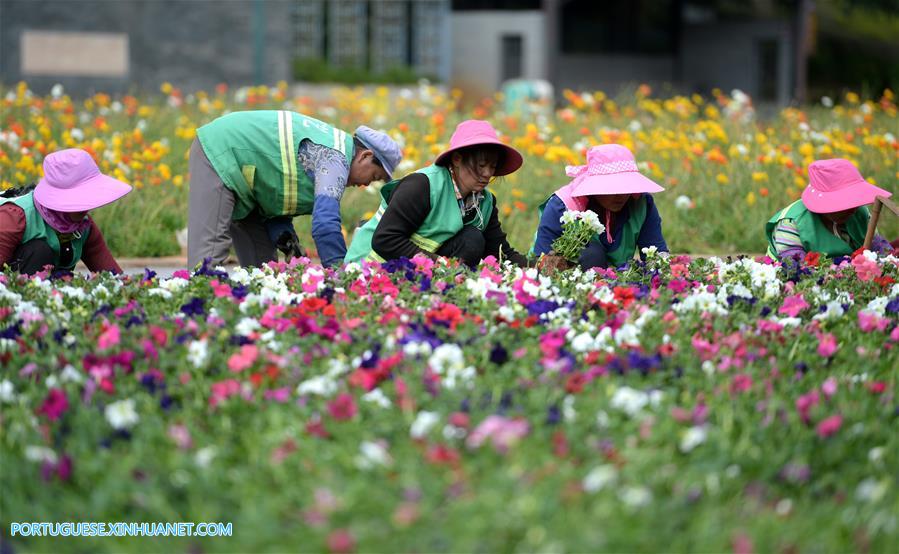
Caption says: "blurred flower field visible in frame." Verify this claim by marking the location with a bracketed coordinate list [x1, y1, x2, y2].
[1, 250, 897, 552]
[1, 81, 896, 259]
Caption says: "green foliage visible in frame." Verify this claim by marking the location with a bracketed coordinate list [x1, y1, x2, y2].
[293, 58, 430, 85]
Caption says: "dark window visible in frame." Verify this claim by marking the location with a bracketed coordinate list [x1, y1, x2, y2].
[561, 0, 677, 55]
[758, 39, 779, 102]
[501, 34, 524, 82]
[452, 0, 541, 9]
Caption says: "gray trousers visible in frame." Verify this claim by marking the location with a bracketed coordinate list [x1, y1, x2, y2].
[187, 138, 277, 268]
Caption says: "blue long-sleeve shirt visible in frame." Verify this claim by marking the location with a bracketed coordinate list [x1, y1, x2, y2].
[533, 193, 668, 259]
[264, 140, 351, 267]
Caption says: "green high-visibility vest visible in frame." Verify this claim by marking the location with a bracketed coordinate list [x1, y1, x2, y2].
[0, 192, 90, 270]
[345, 164, 494, 263]
[529, 194, 648, 267]
[196, 110, 354, 220]
[765, 200, 869, 259]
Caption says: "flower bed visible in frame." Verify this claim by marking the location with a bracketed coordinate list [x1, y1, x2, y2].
[1, 251, 897, 552]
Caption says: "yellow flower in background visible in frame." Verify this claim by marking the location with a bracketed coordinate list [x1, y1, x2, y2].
[160, 82, 173, 95]
[752, 172, 769, 182]
[716, 173, 729, 185]
[845, 92, 859, 104]
[745, 192, 756, 206]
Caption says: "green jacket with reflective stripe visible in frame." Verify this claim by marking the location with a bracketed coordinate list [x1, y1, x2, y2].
[196, 110, 354, 220]
[345, 164, 494, 263]
[765, 200, 869, 259]
[0, 192, 90, 270]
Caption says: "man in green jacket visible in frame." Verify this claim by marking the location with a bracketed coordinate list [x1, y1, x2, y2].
[188, 110, 402, 268]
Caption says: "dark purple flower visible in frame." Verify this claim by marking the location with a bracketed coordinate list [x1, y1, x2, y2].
[419, 276, 431, 292]
[545, 405, 561, 426]
[0, 320, 22, 340]
[886, 298, 899, 314]
[194, 257, 229, 279]
[489, 343, 508, 365]
[229, 335, 255, 346]
[143, 268, 157, 281]
[527, 300, 559, 317]
[231, 284, 249, 299]
[180, 297, 205, 317]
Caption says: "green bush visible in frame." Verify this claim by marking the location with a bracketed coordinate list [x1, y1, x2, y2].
[293, 58, 428, 85]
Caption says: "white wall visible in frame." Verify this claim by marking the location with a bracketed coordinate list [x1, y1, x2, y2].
[451, 11, 546, 98]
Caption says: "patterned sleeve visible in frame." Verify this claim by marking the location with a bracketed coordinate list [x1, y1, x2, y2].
[298, 140, 352, 266]
[772, 218, 806, 260]
[297, 139, 351, 200]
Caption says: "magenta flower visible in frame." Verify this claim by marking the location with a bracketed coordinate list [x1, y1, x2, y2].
[328, 393, 357, 421]
[97, 323, 121, 350]
[730, 373, 753, 394]
[796, 390, 820, 423]
[466, 415, 530, 452]
[37, 388, 69, 421]
[817, 333, 838, 358]
[778, 294, 809, 317]
[858, 312, 889, 333]
[816, 414, 843, 438]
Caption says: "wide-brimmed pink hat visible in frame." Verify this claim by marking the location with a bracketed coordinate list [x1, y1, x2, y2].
[34, 149, 132, 212]
[434, 120, 523, 176]
[801, 158, 891, 214]
[567, 144, 664, 197]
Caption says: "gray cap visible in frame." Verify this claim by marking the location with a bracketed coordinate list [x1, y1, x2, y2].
[354, 125, 403, 179]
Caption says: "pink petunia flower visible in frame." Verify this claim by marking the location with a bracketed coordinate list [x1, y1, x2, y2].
[778, 294, 809, 317]
[821, 377, 838, 399]
[858, 311, 890, 333]
[227, 344, 259, 373]
[466, 415, 530, 452]
[97, 323, 120, 350]
[796, 390, 820, 423]
[851, 253, 882, 282]
[816, 414, 842, 438]
[817, 333, 838, 358]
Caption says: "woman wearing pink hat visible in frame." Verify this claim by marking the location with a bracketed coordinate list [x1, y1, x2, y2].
[345, 119, 529, 267]
[0, 149, 131, 274]
[766, 158, 893, 260]
[532, 144, 668, 269]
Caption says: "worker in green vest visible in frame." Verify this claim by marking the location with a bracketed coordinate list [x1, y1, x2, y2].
[188, 110, 402, 268]
[0, 149, 131, 274]
[345, 120, 529, 268]
[766, 158, 893, 260]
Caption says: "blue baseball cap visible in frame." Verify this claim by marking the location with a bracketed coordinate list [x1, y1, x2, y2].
[354, 125, 403, 179]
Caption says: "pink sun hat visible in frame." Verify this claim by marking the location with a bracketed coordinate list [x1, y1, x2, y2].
[801, 158, 891, 214]
[567, 144, 664, 197]
[34, 149, 132, 212]
[434, 120, 523, 176]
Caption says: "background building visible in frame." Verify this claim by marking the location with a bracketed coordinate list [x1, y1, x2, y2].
[1, 0, 895, 104]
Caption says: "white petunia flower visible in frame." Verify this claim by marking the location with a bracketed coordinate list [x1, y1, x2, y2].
[105, 399, 139, 429]
[187, 339, 209, 369]
[680, 426, 708, 453]
[583, 465, 618, 493]
[410, 411, 440, 439]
